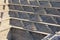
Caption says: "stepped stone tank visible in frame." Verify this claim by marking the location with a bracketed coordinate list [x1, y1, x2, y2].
[0, 0, 60, 40]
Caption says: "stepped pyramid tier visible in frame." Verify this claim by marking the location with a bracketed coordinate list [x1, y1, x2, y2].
[0, 0, 60, 40]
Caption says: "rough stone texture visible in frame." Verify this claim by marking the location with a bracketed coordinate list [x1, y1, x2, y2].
[0, 29, 11, 40]
[11, 28, 47, 40]
[0, 0, 60, 40]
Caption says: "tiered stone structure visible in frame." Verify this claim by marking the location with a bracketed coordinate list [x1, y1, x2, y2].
[0, 0, 60, 40]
